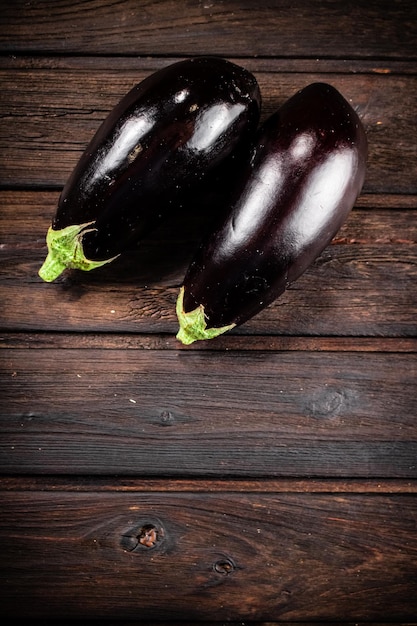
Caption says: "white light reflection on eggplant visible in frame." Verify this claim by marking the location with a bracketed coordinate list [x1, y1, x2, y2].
[92, 113, 155, 182]
[187, 103, 245, 152]
[286, 149, 356, 251]
[222, 154, 284, 255]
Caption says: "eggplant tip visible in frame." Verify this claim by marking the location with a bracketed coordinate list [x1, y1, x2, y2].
[175, 286, 236, 345]
[38, 222, 118, 282]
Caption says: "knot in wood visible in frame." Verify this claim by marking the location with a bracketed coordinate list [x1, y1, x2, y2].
[121, 534, 138, 551]
[138, 523, 160, 548]
[121, 522, 164, 552]
[213, 557, 235, 575]
[159, 410, 175, 425]
[309, 387, 345, 418]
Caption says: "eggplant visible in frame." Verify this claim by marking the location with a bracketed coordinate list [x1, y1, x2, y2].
[176, 82, 367, 344]
[39, 57, 261, 282]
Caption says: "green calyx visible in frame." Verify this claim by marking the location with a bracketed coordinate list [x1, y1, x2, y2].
[38, 222, 118, 282]
[175, 286, 236, 345]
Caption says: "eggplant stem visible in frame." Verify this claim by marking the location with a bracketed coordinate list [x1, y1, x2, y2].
[175, 286, 236, 345]
[38, 222, 119, 282]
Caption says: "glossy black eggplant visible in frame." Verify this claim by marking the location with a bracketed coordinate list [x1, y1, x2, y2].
[39, 57, 261, 282]
[176, 82, 367, 344]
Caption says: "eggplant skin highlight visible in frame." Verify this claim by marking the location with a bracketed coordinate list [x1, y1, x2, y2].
[176, 82, 368, 345]
[38, 57, 261, 282]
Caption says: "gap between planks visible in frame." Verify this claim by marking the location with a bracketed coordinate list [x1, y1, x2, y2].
[1, 333, 416, 352]
[1, 476, 416, 494]
[1, 55, 417, 76]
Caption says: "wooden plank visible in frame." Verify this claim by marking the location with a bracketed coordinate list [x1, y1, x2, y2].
[0, 0, 416, 60]
[0, 64, 416, 193]
[0, 488, 416, 620]
[1, 348, 416, 477]
[0, 616, 415, 625]
[0, 622, 392, 626]
[2, 242, 416, 336]
[1, 193, 416, 338]
[3, 622, 414, 626]
[0, 618, 411, 626]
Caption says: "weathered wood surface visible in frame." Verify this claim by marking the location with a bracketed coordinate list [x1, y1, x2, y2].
[0, 485, 416, 620]
[1, 59, 416, 193]
[1, 0, 416, 59]
[2, 248, 416, 335]
[1, 189, 416, 336]
[1, 347, 416, 477]
[1, 0, 416, 622]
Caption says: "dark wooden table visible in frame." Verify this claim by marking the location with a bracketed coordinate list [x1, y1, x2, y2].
[1, 1, 416, 624]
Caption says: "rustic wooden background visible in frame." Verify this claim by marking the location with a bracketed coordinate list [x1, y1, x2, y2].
[0, 0, 416, 623]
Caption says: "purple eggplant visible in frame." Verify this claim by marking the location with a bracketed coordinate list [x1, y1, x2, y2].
[176, 82, 367, 344]
[39, 57, 261, 282]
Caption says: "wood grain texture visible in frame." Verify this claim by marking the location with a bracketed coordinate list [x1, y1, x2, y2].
[1, 190, 416, 337]
[1, 61, 416, 193]
[7, 622, 408, 626]
[1, 3, 416, 622]
[1, 348, 416, 477]
[2, 246, 416, 336]
[4, 622, 413, 626]
[0, 619, 411, 626]
[2, 332, 417, 353]
[0, 488, 416, 620]
[1, 0, 416, 59]
[2, 476, 417, 493]
[0, 619, 414, 626]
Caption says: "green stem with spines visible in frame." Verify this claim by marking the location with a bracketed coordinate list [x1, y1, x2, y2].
[38, 222, 119, 282]
[176, 286, 236, 345]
